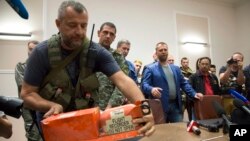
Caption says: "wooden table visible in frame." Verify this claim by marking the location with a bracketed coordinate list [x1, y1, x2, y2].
[140, 123, 229, 141]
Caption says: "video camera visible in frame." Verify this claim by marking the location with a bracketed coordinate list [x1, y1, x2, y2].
[227, 57, 238, 65]
[0, 96, 23, 118]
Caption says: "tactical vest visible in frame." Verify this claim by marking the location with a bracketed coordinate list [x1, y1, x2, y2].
[39, 34, 99, 111]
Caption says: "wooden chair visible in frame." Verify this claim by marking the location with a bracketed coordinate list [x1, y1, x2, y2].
[147, 99, 165, 124]
[194, 95, 222, 120]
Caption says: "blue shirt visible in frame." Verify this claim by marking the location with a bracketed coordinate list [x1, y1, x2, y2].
[126, 60, 138, 83]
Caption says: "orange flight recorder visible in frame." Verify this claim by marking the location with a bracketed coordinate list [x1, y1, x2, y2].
[41, 100, 151, 141]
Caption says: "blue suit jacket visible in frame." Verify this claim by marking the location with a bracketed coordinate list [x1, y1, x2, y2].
[126, 60, 138, 83]
[141, 62, 197, 113]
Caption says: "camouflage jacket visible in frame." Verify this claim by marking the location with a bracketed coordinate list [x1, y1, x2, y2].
[180, 67, 193, 80]
[15, 61, 27, 96]
[96, 48, 129, 110]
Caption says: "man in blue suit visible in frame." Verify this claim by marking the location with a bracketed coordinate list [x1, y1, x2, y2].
[141, 42, 203, 123]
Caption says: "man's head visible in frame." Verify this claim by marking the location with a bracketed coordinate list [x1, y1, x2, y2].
[98, 22, 116, 49]
[197, 57, 211, 74]
[155, 42, 168, 63]
[152, 53, 158, 62]
[27, 40, 39, 56]
[210, 64, 216, 75]
[167, 54, 174, 64]
[228, 52, 244, 72]
[116, 39, 131, 58]
[56, 0, 88, 51]
[181, 57, 189, 69]
[134, 60, 142, 74]
[232, 52, 244, 62]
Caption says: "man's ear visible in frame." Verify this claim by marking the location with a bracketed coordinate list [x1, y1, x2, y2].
[97, 30, 101, 37]
[55, 19, 60, 28]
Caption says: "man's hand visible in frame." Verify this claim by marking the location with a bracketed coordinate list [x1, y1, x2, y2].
[194, 93, 203, 101]
[132, 113, 155, 136]
[237, 61, 244, 70]
[43, 103, 63, 118]
[151, 87, 162, 98]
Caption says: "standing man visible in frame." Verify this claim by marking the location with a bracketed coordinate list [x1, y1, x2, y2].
[180, 57, 193, 80]
[180, 57, 194, 121]
[189, 57, 220, 96]
[116, 39, 138, 84]
[141, 42, 203, 123]
[15, 40, 42, 141]
[210, 64, 217, 75]
[167, 54, 175, 64]
[219, 52, 245, 115]
[20, 0, 154, 137]
[134, 60, 143, 85]
[96, 22, 129, 110]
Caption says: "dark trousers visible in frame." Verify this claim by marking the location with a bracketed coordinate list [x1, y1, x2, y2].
[185, 97, 194, 121]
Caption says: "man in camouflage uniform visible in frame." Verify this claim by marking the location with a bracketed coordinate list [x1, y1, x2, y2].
[180, 57, 194, 121]
[15, 40, 42, 141]
[96, 22, 129, 110]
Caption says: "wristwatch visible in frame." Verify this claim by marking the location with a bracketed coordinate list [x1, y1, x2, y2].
[0, 111, 5, 117]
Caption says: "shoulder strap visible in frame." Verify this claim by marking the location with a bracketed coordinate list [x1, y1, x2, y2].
[41, 38, 89, 88]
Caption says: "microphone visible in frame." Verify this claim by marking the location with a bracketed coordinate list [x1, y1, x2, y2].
[0, 96, 23, 118]
[5, 0, 29, 19]
[187, 120, 201, 135]
[233, 99, 250, 116]
[196, 121, 220, 132]
[212, 101, 234, 134]
[228, 89, 249, 104]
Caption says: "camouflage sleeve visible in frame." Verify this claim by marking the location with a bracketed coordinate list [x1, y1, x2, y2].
[96, 72, 119, 110]
[15, 62, 26, 87]
[107, 51, 128, 106]
[15, 62, 26, 96]
[108, 87, 125, 107]
[113, 51, 129, 75]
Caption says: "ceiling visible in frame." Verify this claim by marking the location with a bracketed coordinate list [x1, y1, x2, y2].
[197, 0, 248, 7]
[216, 0, 247, 5]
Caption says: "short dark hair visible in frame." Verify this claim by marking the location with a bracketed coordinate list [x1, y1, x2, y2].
[28, 40, 39, 46]
[58, 0, 87, 19]
[196, 57, 211, 70]
[117, 39, 130, 48]
[155, 42, 167, 51]
[99, 22, 117, 33]
[210, 64, 216, 68]
[181, 57, 188, 63]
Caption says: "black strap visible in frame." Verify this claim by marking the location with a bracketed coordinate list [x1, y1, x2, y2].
[28, 110, 45, 141]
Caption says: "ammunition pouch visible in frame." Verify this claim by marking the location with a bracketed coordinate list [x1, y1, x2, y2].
[39, 83, 71, 110]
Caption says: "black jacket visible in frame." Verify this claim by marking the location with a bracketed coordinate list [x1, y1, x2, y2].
[189, 71, 221, 95]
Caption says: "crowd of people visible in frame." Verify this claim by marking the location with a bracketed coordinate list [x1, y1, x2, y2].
[1, 0, 250, 140]
[140, 50, 249, 123]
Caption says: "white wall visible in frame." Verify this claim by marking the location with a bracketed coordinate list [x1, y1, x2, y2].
[0, 0, 43, 69]
[236, 1, 250, 65]
[0, 0, 250, 140]
[44, 0, 249, 70]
